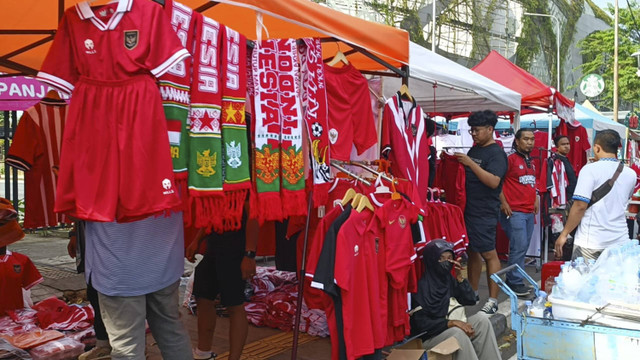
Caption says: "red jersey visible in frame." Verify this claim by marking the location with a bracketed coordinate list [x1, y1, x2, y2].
[37, 0, 188, 222]
[382, 94, 430, 206]
[334, 210, 380, 359]
[555, 120, 590, 175]
[435, 152, 466, 213]
[6, 99, 70, 229]
[323, 63, 377, 161]
[530, 130, 551, 180]
[0, 251, 43, 315]
[503, 152, 537, 213]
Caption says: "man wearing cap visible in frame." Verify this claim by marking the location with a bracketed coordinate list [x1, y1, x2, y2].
[455, 110, 508, 315]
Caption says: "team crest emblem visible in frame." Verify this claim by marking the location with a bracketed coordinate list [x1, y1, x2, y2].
[13, 265, 21, 274]
[226, 141, 242, 169]
[196, 149, 217, 177]
[329, 128, 338, 144]
[575, 136, 580, 142]
[398, 215, 407, 229]
[519, 165, 524, 169]
[354, 244, 359, 256]
[124, 30, 139, 50]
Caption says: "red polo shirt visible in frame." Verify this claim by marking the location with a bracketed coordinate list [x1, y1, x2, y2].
[503, 152, 537, 213]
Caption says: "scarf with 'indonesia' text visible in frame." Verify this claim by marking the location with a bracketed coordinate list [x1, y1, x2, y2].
[251, 39, 307, 224]
[188, 16, 250, 233]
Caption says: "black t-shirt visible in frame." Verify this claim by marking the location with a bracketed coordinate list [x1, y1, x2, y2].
[464, 143, 508, 220]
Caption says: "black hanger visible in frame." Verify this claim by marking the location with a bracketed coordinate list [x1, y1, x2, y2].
[152, 0, 165, 6]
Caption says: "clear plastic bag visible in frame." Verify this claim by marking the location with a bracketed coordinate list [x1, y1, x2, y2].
[28, 337, 84, 360]
[0, 338, 31, 359]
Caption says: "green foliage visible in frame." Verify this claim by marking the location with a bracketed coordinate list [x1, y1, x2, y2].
[578, 4, 640, 109]
[366, 1, 428, 47]
[585, 0, 613, 25]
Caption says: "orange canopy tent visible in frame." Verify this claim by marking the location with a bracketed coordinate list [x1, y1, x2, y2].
[0, 0, 409, 76]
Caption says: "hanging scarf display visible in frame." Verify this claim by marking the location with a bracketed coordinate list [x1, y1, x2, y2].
[159, 0, 199, 205]
[299, 38, 331, 207]
[251, 39, 306, 223]
[220, 27, 251, 230]
[188, 16, 225, 231]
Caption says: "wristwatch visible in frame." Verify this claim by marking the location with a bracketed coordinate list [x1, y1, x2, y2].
[244, 250, 256, 259]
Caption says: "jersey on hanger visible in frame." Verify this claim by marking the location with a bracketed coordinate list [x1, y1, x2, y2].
[7, 100, 70, 229]
[37, 0, 189, 222]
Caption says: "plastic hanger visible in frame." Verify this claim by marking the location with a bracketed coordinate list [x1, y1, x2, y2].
[44, 89, 61, 100]
[390, 178, 401, 200]
[374, 175, 391, 194]
[356, 195, 374, 212]
[327, 44, 349, 67]
[399, 84, 413, 102]
[351, 193, 363, 207]
[341, 188, 357, 207]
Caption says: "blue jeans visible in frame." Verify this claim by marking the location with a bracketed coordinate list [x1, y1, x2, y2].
[499, 211, 535, 286]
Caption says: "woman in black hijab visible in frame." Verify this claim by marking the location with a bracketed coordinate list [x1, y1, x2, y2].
[411, 240, 500, 360]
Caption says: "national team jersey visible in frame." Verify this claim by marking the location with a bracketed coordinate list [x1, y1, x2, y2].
[555, 120, 591, 175]
[502, 152, 537, 213]
[334, 210, 379, 359]
[6, 99, 70, 229]
[435, 152, 466, 213]
[0, 251, 43, 315]
[37, 0, 189, 222]
[324, 63, 378, 161]
[382, 94, 430, 206]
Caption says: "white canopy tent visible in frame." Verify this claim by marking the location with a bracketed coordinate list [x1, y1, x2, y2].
[383, 42, 522, 114]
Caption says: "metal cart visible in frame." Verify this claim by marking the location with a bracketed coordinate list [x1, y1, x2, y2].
[491, 264, 640, 360]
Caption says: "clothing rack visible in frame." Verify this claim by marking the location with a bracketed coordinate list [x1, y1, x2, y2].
[331, 160, 396, 184]
[329, 160, 372, 186]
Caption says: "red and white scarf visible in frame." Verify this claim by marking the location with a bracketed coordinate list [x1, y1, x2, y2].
[251, 39, 306, 224]
[299, 38, 331, 207]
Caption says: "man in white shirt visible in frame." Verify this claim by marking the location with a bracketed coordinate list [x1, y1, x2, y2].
[555, 130, 636, 261]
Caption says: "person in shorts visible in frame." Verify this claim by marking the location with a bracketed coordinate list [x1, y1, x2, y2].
[187, 207, 258, 360]
[455, 110, 508, 315]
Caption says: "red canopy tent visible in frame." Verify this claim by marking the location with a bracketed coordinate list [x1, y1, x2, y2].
[472, 50, 575, 125]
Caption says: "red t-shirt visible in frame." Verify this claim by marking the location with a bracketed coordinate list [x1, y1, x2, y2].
[555, 121, 590, 175]
[323, 63, 377, 161]
[502, 152, 537, 213]
[0, 251, 43, 315]
[7, 100, 70, 229]
[334, 210, 380, 358]
[382, 94, 430, 206]
[530, 130, 551, 180]
[435, 152, 466, 213]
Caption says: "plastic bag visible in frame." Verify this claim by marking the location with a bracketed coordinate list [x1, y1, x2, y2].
[28, 337, 84, 360]
[0, 329, 64, 349]
[0, 338, 31, 360]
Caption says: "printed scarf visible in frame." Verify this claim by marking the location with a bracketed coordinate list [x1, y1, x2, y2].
[159, 0, 197, 202]
[299, 38, 331, 207]
[251, 39, 307, 224]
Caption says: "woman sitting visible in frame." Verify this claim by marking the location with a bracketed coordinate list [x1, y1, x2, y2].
[411, 239, 501, 360]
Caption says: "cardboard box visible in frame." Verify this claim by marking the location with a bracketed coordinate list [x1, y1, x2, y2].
[426, 336, 460, 360]
[387, 336, 459, 360]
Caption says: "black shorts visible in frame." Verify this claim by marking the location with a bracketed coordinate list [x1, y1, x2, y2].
[192, 218, 247, 307]
[465, 215, 498, 253]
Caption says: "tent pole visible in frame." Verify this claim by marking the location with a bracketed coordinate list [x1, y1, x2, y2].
[291, 190, 314, 360]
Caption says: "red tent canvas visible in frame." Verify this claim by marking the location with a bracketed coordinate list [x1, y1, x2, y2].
[472, 50, 574, 122]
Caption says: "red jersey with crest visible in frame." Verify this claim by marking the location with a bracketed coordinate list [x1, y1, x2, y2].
[334, 210, 382, 358]
[7, 100, 70, 229]
[0, 251, 43, 315]
[502, 152, 537, 213]
[382, 94, 430, 206]
[37, 0, 189, 222]
[323, 64, 378, 161]
[555, 120, 591, 176]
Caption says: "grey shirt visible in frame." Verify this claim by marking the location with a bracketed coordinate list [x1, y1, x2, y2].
[85, 212, 184, 296]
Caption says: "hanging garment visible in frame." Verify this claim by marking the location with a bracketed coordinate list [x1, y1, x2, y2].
[251, 39, 306, 223]
[555, 119, 591, 176]
[381, 93, 430, 205]
[37, 0, 188, 222]
[299, 38, 332, 207]
[6, 98, 70, 229]
[323, 63, 378, 161]
[435, 152, 466, 213]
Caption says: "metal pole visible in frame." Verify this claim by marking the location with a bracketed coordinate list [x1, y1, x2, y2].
[614, 0, 620, 122]
[291, 190, 314, 360]
[432, 0, 436, 52]
[556, 17, 560, 92]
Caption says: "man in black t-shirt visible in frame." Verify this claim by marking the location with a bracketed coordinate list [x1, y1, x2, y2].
[455, 110, 508, 315]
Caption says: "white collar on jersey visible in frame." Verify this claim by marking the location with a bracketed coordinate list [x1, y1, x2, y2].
[76, 0, 133, 31]
[0, 250, 12, 262]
